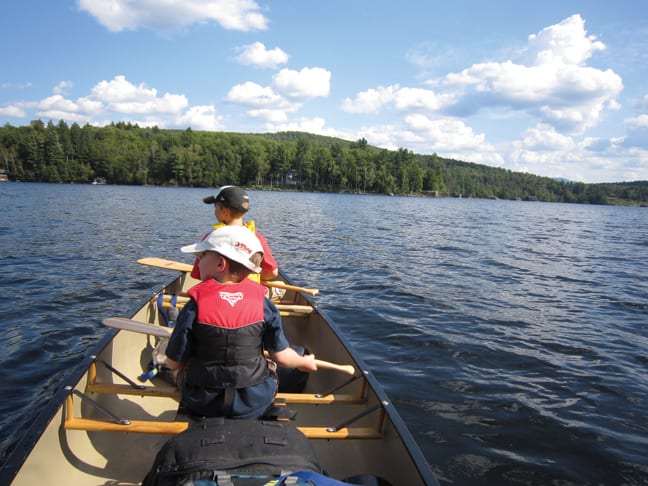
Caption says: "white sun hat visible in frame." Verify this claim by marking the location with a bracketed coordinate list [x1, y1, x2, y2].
[181, 226, 264, 273]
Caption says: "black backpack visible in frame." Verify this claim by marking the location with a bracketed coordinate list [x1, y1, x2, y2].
[142, 418, 322, 486]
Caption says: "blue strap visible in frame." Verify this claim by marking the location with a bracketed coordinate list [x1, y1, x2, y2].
[275, 470, 356, 485]
[157, 294, 178, 328]
[138, 365, 159, 382]
[140, 293, 178, 382]
[156, 293, 167, 325]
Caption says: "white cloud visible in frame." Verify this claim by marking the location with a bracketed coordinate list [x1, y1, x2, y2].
[439, 15, 623, 134]
[626, 114, 648, 128]
[176, 105, 224, 130]
[34, 110, 89, 123]
[32, 95, 95, 122]
[53, 81, 74, 95]
[515, 124, 576, 151]
[235, 42, 289, 69]
[78, 0, 267, 33]
[272, 67, 331, 100]
[351, 115, 503, 168]
[225, 81, 287, 108]
[394, 87, 456, 112]
[36, 94, 82, 113]
[522, 14, 605, 66]
[400, 114, 504, 166]
[506, 125, 623, 182]
[247, 109, 288, 123]
[341, 85, 398, 114]
[76, 97, 105, 114]
[3, 75, 225, 131]
[341, 84, 456, 115]
[0, 104, 26, 117]
[405, 114, 489, 151]
[225, 81, 307, 124]
[89, 76, 188, 114]
[222, 68, 330, 124]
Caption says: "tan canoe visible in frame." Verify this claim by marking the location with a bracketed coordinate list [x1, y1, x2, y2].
[1, 264, 438, 485]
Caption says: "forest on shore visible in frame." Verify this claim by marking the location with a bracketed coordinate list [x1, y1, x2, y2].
[1, 120, 646, 206]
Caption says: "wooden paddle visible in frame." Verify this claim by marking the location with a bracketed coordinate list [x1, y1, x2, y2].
[138, 257, 193, 273]
[103, 317, 172, 337]
[137, 257, 320, 296]
[102, 317, 355, 376]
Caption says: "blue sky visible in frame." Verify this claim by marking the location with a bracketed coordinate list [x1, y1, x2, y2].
[1, 1, 647, 183]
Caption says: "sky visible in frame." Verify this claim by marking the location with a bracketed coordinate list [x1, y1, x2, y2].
[1, 1, 648, 183]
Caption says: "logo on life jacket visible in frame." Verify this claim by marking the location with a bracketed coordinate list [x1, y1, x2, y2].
[219, 291, 244, 307]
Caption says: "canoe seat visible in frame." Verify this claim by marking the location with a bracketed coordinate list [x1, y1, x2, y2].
[66, 380, 383, 440]
[64, 415, 382, 439]
[87, 382, 180, 399]
[86, 382, 366, 405]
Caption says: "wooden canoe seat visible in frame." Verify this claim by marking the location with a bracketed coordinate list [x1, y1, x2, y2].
[64, 415, 382, 439]
[86, 382, 180, 399]
[86, 382, 365, 405]
[64, 391, 381, 439]
[65, 416, 188, 435]
[65, 382, 383, 440]
[86, 361, 366, 405]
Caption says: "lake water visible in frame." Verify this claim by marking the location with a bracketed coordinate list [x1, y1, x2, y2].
[0, 182, 647, 485]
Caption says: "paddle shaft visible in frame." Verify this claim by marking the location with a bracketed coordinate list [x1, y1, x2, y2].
[264, 280, 319, 296]
[137, 258, 319, 296]
[102, 317, 355, 375]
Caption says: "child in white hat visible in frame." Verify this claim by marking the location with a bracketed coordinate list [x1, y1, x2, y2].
[164, 225, 316, 419]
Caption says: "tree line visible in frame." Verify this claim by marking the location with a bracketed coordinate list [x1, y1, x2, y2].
[1, 120, 646, 205]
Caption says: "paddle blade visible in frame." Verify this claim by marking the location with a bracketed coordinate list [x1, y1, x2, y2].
[103, 317, 172, 337]
[138, 257, 193, 273]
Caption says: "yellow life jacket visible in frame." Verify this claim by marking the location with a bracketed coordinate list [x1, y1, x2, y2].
[212, 221, 260, 282]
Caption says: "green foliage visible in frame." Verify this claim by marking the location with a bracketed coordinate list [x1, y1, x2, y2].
[1, 121, 646, 206]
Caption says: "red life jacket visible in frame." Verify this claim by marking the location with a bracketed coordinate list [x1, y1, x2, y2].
[184, 278, 269, 389]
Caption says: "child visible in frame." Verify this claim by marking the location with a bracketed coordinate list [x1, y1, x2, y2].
[191, 186, 279, 282]
[165, 225, 317, 419]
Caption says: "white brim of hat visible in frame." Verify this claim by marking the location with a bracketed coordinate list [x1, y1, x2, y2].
[181, 242, 262, 274]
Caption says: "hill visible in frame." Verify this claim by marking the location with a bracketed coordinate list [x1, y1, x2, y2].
[0, 122, 646, 206]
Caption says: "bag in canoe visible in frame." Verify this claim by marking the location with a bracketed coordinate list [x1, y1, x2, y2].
[141, 417, 355, 485]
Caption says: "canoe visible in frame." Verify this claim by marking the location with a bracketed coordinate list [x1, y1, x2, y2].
[1, 261, 438, 485]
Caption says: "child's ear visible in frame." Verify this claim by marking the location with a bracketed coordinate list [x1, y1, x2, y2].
[218, 255, 227, 269]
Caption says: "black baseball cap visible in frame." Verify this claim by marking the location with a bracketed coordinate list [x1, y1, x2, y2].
[203, 186, 250, 212]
